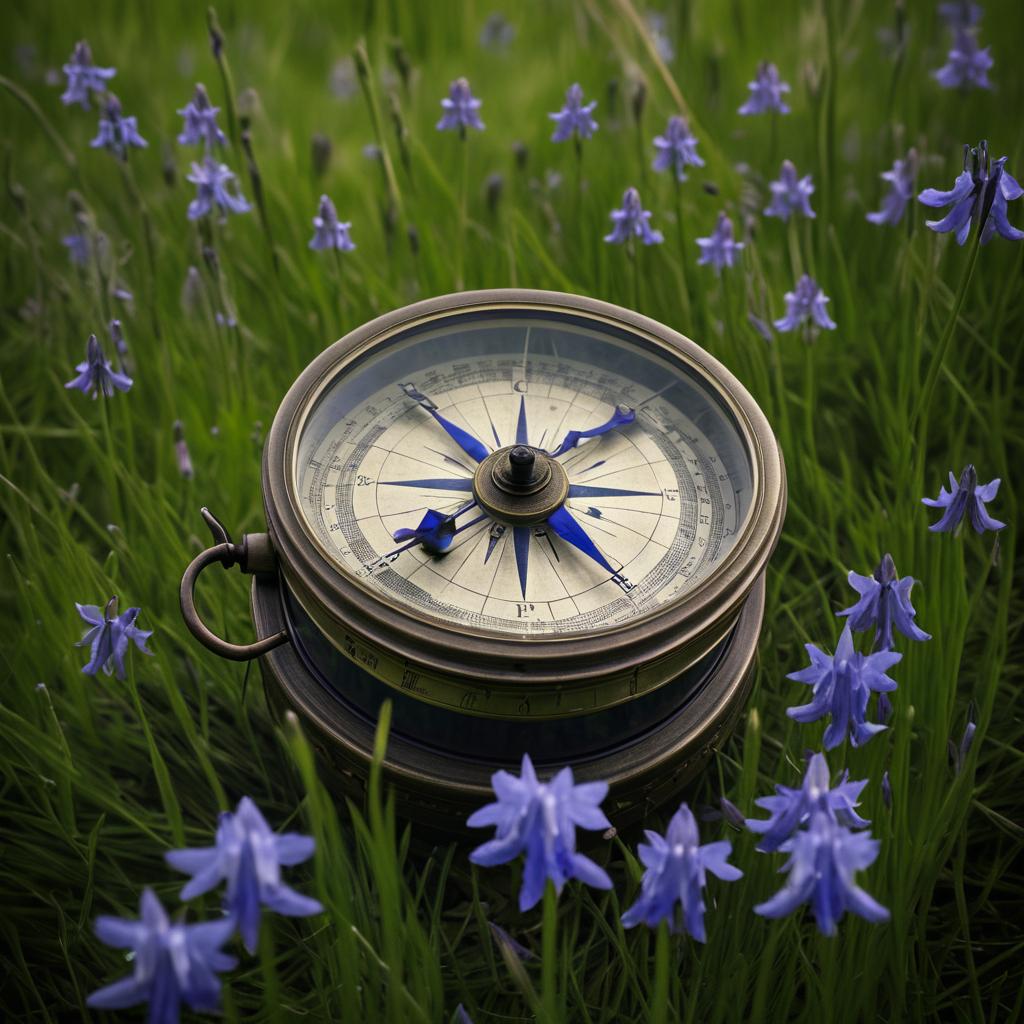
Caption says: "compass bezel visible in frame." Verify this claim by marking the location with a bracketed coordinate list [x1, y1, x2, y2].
[262, 289, 785, 703]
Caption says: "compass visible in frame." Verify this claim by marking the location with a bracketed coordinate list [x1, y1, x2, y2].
[180, 289, 786, 832]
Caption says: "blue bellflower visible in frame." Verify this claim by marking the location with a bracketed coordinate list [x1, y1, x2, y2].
[87, 889, 236, 1024]
[74, 597, 153, 678]
[754, 810, 890, 936]
[918, 141, 1022, 245]
[838, 553, 931, 651]
[166, 795, 323, 955]
[620, 802, 742, 941]
[866, 152, 916, 226]
[938, 1, 983, 31]
[60, 40, 115, 109]
[65, 334, 133, 398]
[773, 274, 836, 332]
[696, 212, 745, 274]
[186, 157, 251, 221]
[177, 83, 226, 149]
[90, 94, 148, 160]
[933, 27, 993, 90]
[604, 187, 663, 245]
[436, 77, 484, 134]
[652, 115, 704, 182]
[62, 232, 90, 265]
[787, 623, 901, 749]
[746, 752, 870, 853]
[549, 83, 598, 142]
[922, 463, 1005, 533]
[308, 194, 356, 251]
[764, 160, 815, 221]
[467, 753, 613, 911]
[738, 62, 791, 116]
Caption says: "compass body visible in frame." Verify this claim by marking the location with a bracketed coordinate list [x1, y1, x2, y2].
[181, 290, 786, 832]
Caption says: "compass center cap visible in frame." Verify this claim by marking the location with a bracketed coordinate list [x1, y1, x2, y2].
[474, 446, 569, 526]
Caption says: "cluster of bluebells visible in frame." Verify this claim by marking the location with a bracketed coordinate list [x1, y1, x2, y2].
[65, 332, 133, 399]
[549, 83, 598, 143]
[922, 464, 1005, 534]
[866, 151, 916, 227]
[764, 160, 815, 222]
[73, 596, 152, 679]
[933, 1, 993, 90]
[309, 194, 356, 253]
[89, 797, 322, 1023]
[738, 62, 791, 116]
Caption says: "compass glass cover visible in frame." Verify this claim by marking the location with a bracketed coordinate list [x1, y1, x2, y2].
[292, 308, 755, 637]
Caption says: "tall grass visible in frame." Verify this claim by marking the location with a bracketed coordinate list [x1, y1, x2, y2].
[1, 1, 1021, 1020]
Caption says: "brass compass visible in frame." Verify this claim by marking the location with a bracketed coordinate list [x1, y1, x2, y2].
[181, 289, 786, 831]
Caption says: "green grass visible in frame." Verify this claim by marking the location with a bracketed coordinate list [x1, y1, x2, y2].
[2, 1, 1022, 1021]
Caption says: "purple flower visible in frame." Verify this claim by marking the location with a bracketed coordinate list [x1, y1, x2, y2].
[87, 889, 236, 1024]
[62, 232, 90, 265]
[604, 187, 663, 245]
[479, 13, 516, 52]
[186, 157, 251, 220]
[866, 151, 917, 226]
[922, 463, 1005, 533]
[773, 275, 836, 333]
[877, 691, 894, 724]
[65, 334, 133, 398]
[746, 752, 870, 853]
[786, 623, 901, 749]
[90, 94, 148, 160]
[880, 770, 892, 809]
[696, 212, 745, 274]
[166, 796, 323, 955]
[74, 597, 153, 679]
[918, 141, 1022, 245]
[837, 553, 931, 652]
[753, 810, 890, 936]
[549, 83, 598, 142]
[467, 753, 612, 911]
[933, 28, 993, 90]
[938, 1, 983, 31]
[620, 802, 742, 940]
[652, 115, 704, 182]
[738, 62, 791, 116]
[436, 77, 484, 134]
[60, 40, 115, 109]
[764, 160, 815, 221]
[952, 708, 977, 774]
[174, 420, 194, 479]
[308, 194, 356, 252]
[177, 83, 226, 149]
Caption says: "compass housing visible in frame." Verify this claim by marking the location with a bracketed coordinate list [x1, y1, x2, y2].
[181, 289, 786, 832]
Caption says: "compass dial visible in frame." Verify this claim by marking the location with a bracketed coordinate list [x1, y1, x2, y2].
[292, 310, 754, 638]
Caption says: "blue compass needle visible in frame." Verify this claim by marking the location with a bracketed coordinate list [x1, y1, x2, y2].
[548, 404, 635, 459]
[400, 383, 490, 463]
[546, 506, 617, 575]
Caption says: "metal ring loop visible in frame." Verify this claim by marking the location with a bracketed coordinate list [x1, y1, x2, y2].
[180, 542, 290, 661]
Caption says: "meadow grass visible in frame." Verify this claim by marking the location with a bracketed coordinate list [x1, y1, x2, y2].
[1, 1, 1022, 1021]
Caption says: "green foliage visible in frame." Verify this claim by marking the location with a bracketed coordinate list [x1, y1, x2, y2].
[1, 1, 1021, 1021]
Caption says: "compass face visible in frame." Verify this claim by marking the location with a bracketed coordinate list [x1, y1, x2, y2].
[292, 308, 755, 637]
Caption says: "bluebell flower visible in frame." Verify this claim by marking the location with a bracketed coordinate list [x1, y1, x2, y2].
[177, 83, 226, 149]
[753, 810, 890, 936]
[74, 597, 153, 679]
[773, 275, 836, 333]
[696, 212, 745, 273]
[604, 187, 663, 245]
[645, 10, 675, 63]
[837, 553, 931, 652]
[922, 463, 1005, 533]
[764, 160, 815, 221]
[880, 770, 892, 810]
[951, 707, 977, 774]
[479, 13, 516, 52]
[65, 334, 133, 398]
[933, 27, 993, 90]
[549, 83, 598, 142]
[746, 752, 870, 853]
[938, 1, 983, 31]
[652, 115, 704, 182]
[87, 889, 236, 1024]
[186, 157, 251, 221]
[90, 94, 147, 160]
[308, 194, 356, 252]
[918, 142, 1022, 245]
[62, 232, 90, 265]
[620, 802, 742, 940]
[436, 77, 484, 134]
[877, 691, 894, 724]
[166, 795, 323, 955]
[60, 40, 115, 109]
[787, 623, 901, 749]
[738, 62, 791, 116]
[468, 753, 612, 911]
[866, 152, 917, 226]
[174, 420, 194, 479]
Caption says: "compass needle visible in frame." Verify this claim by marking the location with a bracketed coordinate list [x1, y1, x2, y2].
[399, 382, 490, 463]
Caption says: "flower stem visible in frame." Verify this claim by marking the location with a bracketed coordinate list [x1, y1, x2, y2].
[673, 177, 694, 329]
[541, 881, 559, 1023]
[651, 921, 671, 1024]
[208, 7, 239, 149]
[629, 237, 640, 311]
[456, 134, 468, 290]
